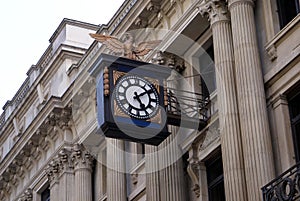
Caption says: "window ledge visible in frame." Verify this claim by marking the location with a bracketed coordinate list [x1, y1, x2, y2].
[265, 14, 300, 61]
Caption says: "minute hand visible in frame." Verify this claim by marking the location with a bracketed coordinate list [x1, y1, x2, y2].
[135, 88, 153, 97]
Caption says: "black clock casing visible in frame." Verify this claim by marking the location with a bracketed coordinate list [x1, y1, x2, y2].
[89, 54, 171, 145]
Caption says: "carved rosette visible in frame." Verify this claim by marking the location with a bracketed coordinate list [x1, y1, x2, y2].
[198, 0, 230, 26]
[71, 144, 94, 171]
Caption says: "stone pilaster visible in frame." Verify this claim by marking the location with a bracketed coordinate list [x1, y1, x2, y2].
[270, 95, 295, 173]
[71, 144, 93, 201]
[106, 139, 127, 201]
[145, 145, 161, 201]
[228, 0, 275, 200]
[46, 159, 60, 201]
[58, 148, 74, 201]
[199, 1, 248, 201]
[187, 132, 208, 201]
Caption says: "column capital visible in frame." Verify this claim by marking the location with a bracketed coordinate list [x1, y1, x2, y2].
[46, 158, 60, 184]
[58, 148, 74, 173]
[18, 188, 33, 201]
[71, 144, 94, 171]
[198, 0, 230, 26]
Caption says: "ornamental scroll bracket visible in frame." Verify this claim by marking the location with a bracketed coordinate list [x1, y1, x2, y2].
[187, 130, 207, 198]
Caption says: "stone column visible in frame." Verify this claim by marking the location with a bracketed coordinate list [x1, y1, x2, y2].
[199, 1, 248, 201]
[228, 0, 275, 200]
[58, 148, 74, 201]
[157, 62, 186, 201]
[159, 133, 186, 201]
[106, 139, 127, 201]
[145, 145, 161, 201]
[71, 144, 93, 201]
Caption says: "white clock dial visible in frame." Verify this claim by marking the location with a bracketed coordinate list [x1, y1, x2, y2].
[115, 75, 159, 119]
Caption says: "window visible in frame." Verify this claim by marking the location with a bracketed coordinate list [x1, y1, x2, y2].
[288, 84, 300, 162]
[206, 153, 225, 201]
[277, 0, 300, 28]
[41, 187, 50, 201]
[192, 38, 215, 99]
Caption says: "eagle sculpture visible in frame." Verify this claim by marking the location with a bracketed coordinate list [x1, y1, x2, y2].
[89, 33, 161, 60]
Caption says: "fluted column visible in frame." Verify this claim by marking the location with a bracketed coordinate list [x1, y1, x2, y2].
[58, 148, 74, 201]
[71, 144, 93, 201]
[145, 145, 161, 201]
[199, 1, 248, 201]
[158, 69, 186, 201]
[106, 139, 127, 201]
[159, 132, 186, 201]
[228, 0, 275, 200]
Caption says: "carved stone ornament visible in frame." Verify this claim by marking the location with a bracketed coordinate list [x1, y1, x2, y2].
[198, 0, 230, 26]
[266, 44, 277, 61]
[71, 144, 94, 170]
[18, 188, 33, 201]
[58, 148, 73, 172]
[187, 130, 207, 198]
[46, 158, 60, 183]
[152, 51, 186, 73]
[147, 1, 160, 13]
[90, 33, 161, 61]
[134, 17, 148, 28]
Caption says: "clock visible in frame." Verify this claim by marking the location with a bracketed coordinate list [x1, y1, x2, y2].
[115, 75, 159, 120]
[89, 53, 172, 145]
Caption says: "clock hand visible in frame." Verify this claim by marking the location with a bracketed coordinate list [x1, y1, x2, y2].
[133, 92, 145, 109]
[135, 88, 153, 97]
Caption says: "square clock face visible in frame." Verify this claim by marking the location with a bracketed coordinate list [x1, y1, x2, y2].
[113, 72, 161, 122]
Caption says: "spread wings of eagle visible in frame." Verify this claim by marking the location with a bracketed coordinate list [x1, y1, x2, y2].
[89, 33, 161, 60]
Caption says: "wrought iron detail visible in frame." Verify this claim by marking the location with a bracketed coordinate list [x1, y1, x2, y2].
[262, 162, 300, 201]
[165, 87, 209, 129]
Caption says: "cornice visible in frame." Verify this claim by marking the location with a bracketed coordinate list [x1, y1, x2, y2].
[49, 18, 100, 43]
[0, 44, 84, 139]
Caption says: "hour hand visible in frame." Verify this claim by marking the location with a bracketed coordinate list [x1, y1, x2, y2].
[133, 92, 145, 109]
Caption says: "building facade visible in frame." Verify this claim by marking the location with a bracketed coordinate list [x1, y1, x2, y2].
[0, 0, 299, 201]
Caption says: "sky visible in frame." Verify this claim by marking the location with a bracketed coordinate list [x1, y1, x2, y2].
[0, 0, 125, 111]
